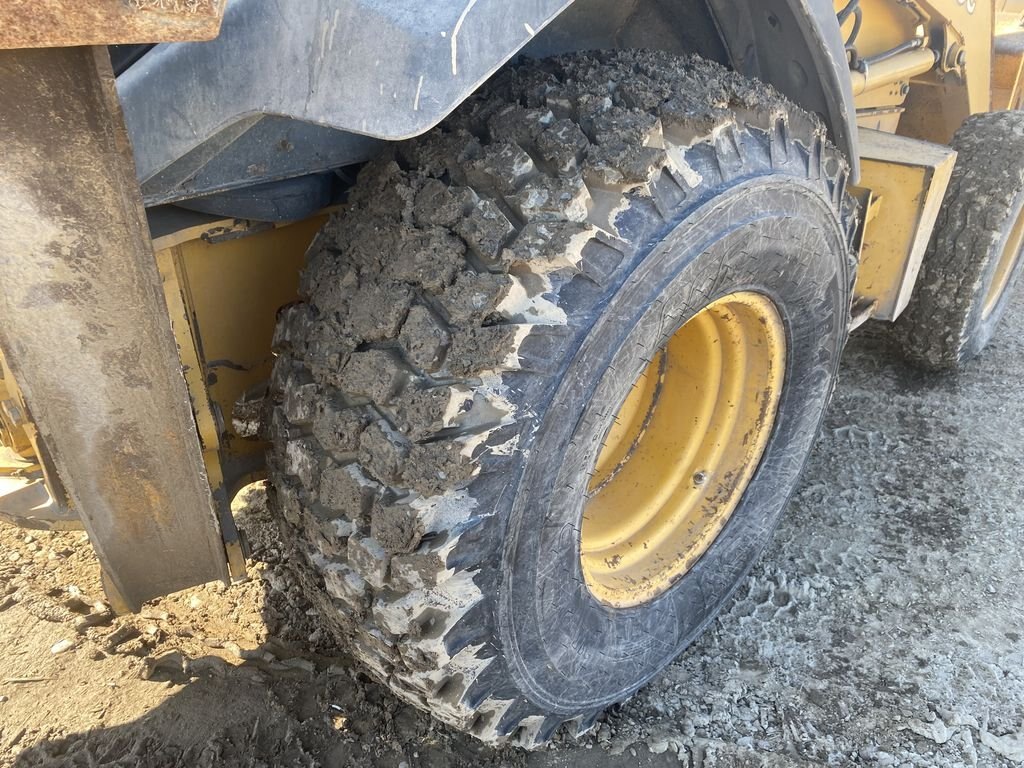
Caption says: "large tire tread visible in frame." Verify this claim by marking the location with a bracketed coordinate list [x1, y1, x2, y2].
[267, 50, 855, 747]
[897, 111, 1024, 369]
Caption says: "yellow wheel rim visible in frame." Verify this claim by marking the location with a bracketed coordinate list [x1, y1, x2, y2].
[983, 208, 1024, 319]
[580, 292, 786, 608]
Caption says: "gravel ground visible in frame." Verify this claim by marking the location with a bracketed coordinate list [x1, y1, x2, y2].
[1, 290, 1022, 768]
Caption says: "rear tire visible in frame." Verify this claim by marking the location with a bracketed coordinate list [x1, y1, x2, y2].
[268, 51, 854, 746]
[897, 111, 1024, 369]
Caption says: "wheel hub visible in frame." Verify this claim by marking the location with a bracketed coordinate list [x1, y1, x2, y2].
[580, 291, 787, 608]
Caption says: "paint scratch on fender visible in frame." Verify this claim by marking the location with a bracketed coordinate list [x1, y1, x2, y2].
[414, 75, 425, 111]
[450, 0, 480, 76]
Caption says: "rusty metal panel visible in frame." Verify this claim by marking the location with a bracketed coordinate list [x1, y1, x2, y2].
[0, 46, 230, 610]
[0, 0, 225, 50]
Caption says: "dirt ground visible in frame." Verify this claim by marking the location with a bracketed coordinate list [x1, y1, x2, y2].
[2, 290, 1024, 768]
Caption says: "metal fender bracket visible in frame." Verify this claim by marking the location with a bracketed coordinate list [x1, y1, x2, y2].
[0, 47, 235, 611]
[850, 128, 957, 326]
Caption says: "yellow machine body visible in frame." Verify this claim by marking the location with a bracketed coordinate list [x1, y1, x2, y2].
[843, 0, 1024, 324]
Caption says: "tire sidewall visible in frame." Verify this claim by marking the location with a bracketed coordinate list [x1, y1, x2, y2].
[497, 177, 850, 713]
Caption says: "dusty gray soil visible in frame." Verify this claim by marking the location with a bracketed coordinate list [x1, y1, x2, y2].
[2, 289, 1023, 767]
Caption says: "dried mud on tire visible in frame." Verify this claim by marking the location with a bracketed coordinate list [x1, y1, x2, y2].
[897, 111, 1024, 369]
[267, 49, 854, 745]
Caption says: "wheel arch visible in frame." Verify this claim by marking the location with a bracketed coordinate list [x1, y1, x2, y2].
[120, 0, 859, 206]
[524, 0, 859, 180]
[709, 0, 859, 180]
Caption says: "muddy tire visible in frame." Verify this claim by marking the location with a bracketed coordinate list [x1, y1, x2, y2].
[897, 112, 1024, 369]
[267, 51, 854, 746]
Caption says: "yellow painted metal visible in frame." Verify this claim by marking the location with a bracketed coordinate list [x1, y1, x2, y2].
[580, 292, 786, 608]
[158, 219, 322, 478]
[0, 210, 321, 537]
[0, 350, 34, 460]
[840, 0, 924, 61]
[896, 1, 992, 145]
[839, 0, 1016, 325]
[0, 344, 75, 529]
[842, 0, 924, 132]
[997, 0, 1024, 27]
[838, 0, 993, 143]
[923, 0, 993, 118]
[852, 128, 957, 321]
[993, 31, 1024, 109]
[156, 241, 242, 577]
[983, 204, 1024, 318]
[154, 215, 323, 577]
[850, 48, 938, 96]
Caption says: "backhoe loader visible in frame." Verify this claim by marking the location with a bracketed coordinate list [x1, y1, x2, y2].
[1, 0, 1023, 745]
